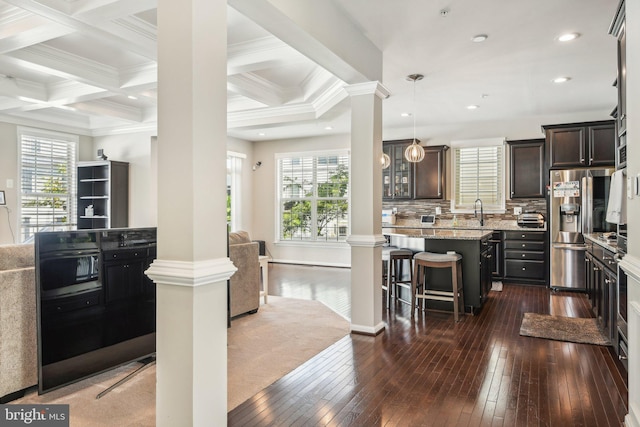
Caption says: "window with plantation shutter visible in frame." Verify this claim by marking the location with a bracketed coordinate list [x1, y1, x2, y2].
[277, 151, 349, 242]
[451, 140, 505, 212]
[18, 127, 78, 242]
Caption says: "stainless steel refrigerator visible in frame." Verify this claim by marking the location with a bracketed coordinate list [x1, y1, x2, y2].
[549, 168, 615, 290]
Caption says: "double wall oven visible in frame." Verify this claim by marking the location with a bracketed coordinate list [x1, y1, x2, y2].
[35, 228, 156, 394]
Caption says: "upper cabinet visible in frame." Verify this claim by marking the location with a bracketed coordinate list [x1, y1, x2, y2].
[610, 0, 627, 170]
[414, 145, 448, 199]
[382, 140, 447, 200]
[383, 140, 413, 200]
[508, 139, 545, 198]
[543, 120, 615, 169]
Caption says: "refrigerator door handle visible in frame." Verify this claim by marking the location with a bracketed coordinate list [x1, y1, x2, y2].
[552, 243, 587, 251]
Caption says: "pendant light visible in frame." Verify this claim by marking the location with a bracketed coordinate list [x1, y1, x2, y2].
[381, 152, 391, 169]
[404, 74, 425, 163]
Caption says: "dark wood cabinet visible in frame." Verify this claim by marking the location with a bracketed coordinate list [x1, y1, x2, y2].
[503, 230, 547, 285]
[383, 140, 447, 200]
[414, 146, 447, 199]
[382, 140, 413, 200]
[77, 160, 129, 229]
[544, 121, 615, 169]
[610, 1, 626, 137]
[585, 240, 618, 344]
[103, 248, 146, 304]
[490, 231, 503, 279]
[508, 139, 545, 198]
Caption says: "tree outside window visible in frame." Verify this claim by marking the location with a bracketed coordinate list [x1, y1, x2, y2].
[279, 153, 349, 242]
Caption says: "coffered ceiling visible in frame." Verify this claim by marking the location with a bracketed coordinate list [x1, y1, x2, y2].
[0, 0, 619, 141]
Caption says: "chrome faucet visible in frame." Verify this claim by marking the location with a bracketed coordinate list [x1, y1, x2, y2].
[474, 198, 484, 227]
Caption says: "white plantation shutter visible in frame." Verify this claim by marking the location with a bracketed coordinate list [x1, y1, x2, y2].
[452, 141, 505, 211]
[19, 128, 78, 242]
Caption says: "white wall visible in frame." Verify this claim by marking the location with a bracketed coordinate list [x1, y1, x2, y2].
[93, 131, 157, 228]
[252, 134, 351, 266]
[0, 121, 92, 244]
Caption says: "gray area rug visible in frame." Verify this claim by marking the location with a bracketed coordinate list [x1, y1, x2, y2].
[519, 312, 611, 346]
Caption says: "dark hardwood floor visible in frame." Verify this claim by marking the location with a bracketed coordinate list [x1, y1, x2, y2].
[230, 263, 628, 426]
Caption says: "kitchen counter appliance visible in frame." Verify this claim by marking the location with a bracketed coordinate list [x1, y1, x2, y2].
[517, 212, 545, 228]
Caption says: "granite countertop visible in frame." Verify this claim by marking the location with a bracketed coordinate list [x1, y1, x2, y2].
[383, 227, 493, 240]
[384, 218, 547, 232]
[584, 233, 618, 253]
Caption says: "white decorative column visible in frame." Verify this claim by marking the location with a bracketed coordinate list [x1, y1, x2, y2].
[345, 82, 389, 335]
[148, 0, 235, 426]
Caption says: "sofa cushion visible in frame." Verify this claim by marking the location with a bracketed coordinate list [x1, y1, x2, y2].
[229, 231, 251, 245]
[0, 244, 34, 271]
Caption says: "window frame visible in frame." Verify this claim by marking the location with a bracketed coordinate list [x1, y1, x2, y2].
[450, 138, 506, 214]
[17, 126, 79, 243]
[227, 151, 246, 232]
[275, 150, 350, 245]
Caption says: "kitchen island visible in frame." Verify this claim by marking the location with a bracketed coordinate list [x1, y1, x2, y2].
[383, 227, 493, 313]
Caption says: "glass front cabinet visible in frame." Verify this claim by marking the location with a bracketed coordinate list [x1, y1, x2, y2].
[383, 140, 413, 200]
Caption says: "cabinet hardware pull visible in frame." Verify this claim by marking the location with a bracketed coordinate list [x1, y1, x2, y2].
[522, 254, 525, 257]
[619, 354, 628, 361]
[522, 267, 526, 270]
[522, 244, 526, 247]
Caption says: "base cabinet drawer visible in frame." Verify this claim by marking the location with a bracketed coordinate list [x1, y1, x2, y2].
[504, 250, 545, 261]
[504, 260, 545, 280]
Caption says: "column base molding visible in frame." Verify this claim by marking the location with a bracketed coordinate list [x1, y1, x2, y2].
[146, 257, 237, 287]
[626, 402, 640, 427]
[350, 321, 385, 336]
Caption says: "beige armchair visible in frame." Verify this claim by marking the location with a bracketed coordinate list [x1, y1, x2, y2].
[228, 231, 260, 318]
[0, 244, 37, 402]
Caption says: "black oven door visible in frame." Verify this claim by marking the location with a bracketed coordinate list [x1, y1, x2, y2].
[39, 250, 101, 300]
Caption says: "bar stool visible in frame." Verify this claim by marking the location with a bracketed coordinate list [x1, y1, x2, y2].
[411, 251, 464, 322]
[382, 247, 414, 308]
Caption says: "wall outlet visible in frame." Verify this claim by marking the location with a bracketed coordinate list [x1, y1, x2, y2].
[514, 207, 523, 215]
[435, 207, 442, 215]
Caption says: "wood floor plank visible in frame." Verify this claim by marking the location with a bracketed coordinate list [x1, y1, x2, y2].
[229, 264, 628, 426]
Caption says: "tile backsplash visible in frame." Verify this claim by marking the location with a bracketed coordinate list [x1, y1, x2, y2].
[383, 198, 547, 222]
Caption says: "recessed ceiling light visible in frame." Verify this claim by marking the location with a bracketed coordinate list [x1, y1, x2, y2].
[127, 95, 138, 100]
[401, 112, 411, 117]
[258, 132, 266, 136]
[324, 126, 333, 130]
[553, 77, 571, 83]
[558, 33, 580, 42]
[472, 34, 488, 43]
[467, 105, 479, 110]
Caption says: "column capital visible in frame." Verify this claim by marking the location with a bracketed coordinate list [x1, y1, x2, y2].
[146, 257, 237, 287]
[346, 234, 387, 248]
[344, 81, 390, 100]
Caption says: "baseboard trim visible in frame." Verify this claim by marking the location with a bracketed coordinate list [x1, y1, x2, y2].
[350, 321, 385, 336]
[626, 401, 639, 427]
[270, 259, 350, 268]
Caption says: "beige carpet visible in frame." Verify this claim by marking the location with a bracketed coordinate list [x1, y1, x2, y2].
[13, 296, 349, 426]
[519, 312, 611, 346]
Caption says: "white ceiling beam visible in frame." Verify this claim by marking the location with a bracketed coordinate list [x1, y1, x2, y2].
[71, 0, 156, 22]
[72, 98, 143, 122]
[2, 0, 157, 60]
[228, 103, 317, 128]
[6, 44, 120, 89]
[227, 73, 287, 107]
[228, 0, 382, 84]
[227, 36, 306, 75]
